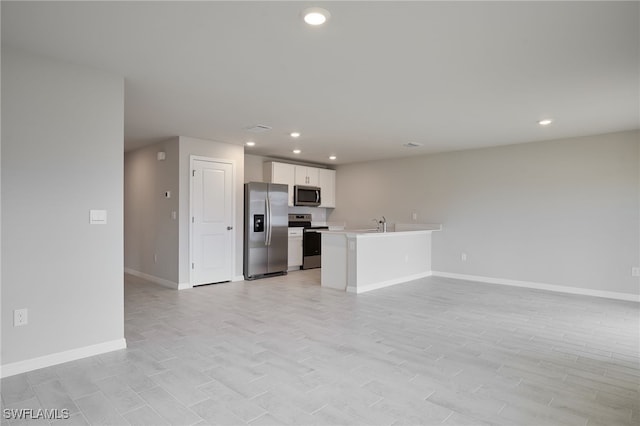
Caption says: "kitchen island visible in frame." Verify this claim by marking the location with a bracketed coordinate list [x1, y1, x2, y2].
[320, 224, 441, 294]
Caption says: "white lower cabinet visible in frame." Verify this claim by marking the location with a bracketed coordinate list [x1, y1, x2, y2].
[288, 228, 303, 270]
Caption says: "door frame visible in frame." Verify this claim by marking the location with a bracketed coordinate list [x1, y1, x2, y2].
[189, 155, 236, 287]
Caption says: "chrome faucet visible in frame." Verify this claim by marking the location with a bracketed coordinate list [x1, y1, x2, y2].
[372, 216, 387, 232]
[380, 216, 387, 232]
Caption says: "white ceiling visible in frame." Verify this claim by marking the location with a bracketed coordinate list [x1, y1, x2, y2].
[3, 1, 638, 165]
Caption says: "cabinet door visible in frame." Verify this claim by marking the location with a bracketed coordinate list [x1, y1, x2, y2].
[287, 236, 303, 268]
[271, 163, 295, 206]
[306, 168, 319, 186]
[294, 166, 308, 186]
[318, 169, 336, 208]
[294, 165, 320, 186]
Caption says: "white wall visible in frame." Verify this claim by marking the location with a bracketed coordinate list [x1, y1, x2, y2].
[331, 130, 640, 297]
[178, 137, 245, 283]
[124, 138, 180, 285]
[1, 48, 125, 371]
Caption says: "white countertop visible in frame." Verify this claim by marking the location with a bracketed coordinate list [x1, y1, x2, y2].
[319, 223, 441, 236]
[320, 229, 438, 238]
[311, 221, 346, 231]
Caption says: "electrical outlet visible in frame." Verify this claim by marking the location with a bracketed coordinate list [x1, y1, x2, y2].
[461, 252, 468, 262]
[632, 267, 640, 277]
[154, 253, 158, 264]
[14, 309, 28, 327]
[411, 212, 418, 221]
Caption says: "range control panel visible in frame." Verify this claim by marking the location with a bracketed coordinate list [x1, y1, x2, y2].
[288, 213, 312, 228]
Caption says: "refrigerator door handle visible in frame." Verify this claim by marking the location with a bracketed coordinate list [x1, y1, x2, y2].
[265, 196, 272, 246]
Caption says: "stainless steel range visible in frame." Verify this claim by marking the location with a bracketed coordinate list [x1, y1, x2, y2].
[288, 214, 328, 270]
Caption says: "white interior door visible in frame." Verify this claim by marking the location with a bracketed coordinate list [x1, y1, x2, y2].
[191, 159, 234, 285]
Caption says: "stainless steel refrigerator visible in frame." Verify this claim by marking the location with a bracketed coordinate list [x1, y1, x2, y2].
[244, 182, 289, 280]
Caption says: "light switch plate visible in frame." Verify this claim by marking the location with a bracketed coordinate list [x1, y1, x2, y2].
[90, 209, 107, 224]
[14, 309, 28, 327]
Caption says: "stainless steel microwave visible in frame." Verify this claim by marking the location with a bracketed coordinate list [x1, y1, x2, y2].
[294, 185, 321, 207]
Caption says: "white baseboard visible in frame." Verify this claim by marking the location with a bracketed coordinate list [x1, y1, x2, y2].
[432, 271, 640, 302]
[125, 269, 243, 288]
[347, 271, 432, 294]
[0, 338, 127, 378]
[124, 268, 183, 290]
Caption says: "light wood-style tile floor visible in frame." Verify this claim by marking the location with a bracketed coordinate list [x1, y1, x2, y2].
[2, 270, 639, 425]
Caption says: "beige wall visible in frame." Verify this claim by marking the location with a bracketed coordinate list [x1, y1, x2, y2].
[244, 154, 266, 183]
[124, 138, 180, 284]
[125, 136, 244, 286]
[331, 130, 640, 296]
[178, 137, 245, 283]
[2, 48, 125, 367]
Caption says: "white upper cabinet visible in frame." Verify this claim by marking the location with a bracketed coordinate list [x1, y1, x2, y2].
[264, 161, 295, 206]
[294, 166, 319, 187]
[318, 168, 336, 208]
[264, 161, 335, 208]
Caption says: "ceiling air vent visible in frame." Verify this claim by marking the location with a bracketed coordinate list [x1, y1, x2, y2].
[403, 142, 422, 148]
[244, 124, 272, 133]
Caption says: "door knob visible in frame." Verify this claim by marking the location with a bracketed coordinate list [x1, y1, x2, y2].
[227, 226, 233, 230]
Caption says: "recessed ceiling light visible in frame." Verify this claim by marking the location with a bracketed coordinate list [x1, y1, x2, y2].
[245, 141, 255, 147]
[538, 119, 553, 126]
[329, 155, 337, 160]
[303, 7, 330, 26]
[293, 149, 301, 154]
[290, 132, 301, 138]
